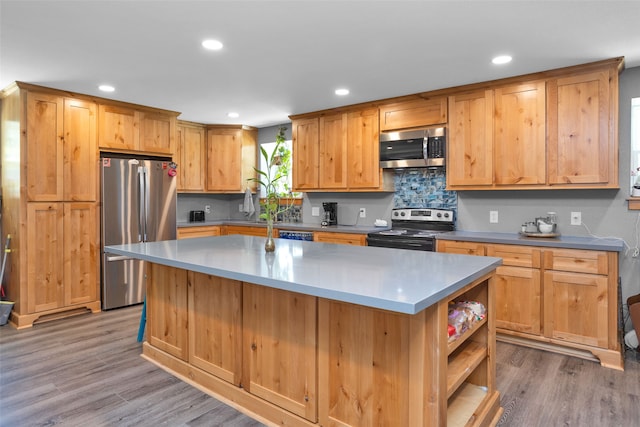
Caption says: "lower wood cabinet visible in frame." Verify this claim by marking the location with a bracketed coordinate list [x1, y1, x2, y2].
[313, 231, 366, 246]
[437, 240, 622, 370]
[177, 225, 221, 239]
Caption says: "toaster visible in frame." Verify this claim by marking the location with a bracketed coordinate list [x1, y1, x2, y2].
[189, 210, 205, 222]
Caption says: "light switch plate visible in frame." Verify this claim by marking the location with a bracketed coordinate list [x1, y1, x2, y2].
[312, 207, 320, 216]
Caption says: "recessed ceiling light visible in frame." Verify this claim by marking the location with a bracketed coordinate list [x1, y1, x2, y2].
[227, 112, 239, 118]
[98, 84, 115, 92]
[202, 39, 223, 50]
[492, 55, 512, 65]
[335, 88, 349, 96]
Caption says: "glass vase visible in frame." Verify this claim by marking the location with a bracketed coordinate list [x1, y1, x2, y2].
[265, 219, 275, 252]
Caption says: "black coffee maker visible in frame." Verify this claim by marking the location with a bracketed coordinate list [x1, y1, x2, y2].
[321, 202, 338, 226]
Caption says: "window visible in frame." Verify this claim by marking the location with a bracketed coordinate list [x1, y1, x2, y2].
[631, 97, 640, 193]
[258, 139, 300, 198]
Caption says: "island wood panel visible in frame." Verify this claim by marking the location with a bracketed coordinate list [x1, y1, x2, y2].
[147, 263, 189, 361]
[318, 113, 347, 189]
[26, 92, 64, 201]
[493, 81, 546, 186]
[547, 69, 615, 185]
[242, 283, 318, 422]
[317, 300, 413, 426]
[378, 97, 447, 131]
[188, 272, 242, 385]
[292, 117, 320, 190]
[447, 90, 494, 187]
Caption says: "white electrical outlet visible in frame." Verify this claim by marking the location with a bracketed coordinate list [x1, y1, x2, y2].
[204, 205, 211, 214]
[571, 211, 582, 225]
[239, 203, 244, 212]
[489, 210, 499, 223]
[312, 207, 320, 217]
[359, 208, 366, 218]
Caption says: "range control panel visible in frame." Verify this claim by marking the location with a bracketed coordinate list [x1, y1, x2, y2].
[391, 208, 453, 222]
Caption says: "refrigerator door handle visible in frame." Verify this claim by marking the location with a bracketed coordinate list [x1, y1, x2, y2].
[138, 166, 146, 242]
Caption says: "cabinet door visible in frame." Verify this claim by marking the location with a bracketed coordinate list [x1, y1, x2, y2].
[347, 108, 380, 189]
[64, 99, 97, 201]
[27, 203, 64, 313]
[206, 128, 243, 191]
[543, 271, 609, 347]
[292, 118, 320, 190]
[64, 202, 98, 306]
[319, 114, 347, 189]
[27, 92, 64, 201]
[176, 124, 206, 191]
[436, 240, 486, 256]
[494, 82, 546, 186]
[98, 104, 139, 151]
[378, 97, 447, 131]
[243, 283, 317, 422]
[147, 264, 189, 361]
[494, 266, 541, 335]
[447, 90, 494, 187]
[547, 70, 615, 186]
[139, 111, 175, 155]
[188, 272, 242, 385]
[314, 232, 366, 246]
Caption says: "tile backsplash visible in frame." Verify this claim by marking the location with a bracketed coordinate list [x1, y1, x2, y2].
[393, 169, 457, 210]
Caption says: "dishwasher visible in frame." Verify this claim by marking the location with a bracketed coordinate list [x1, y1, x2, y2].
[278, 230, 314, 241]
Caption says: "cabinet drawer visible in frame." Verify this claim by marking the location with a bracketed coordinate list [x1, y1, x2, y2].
[437, 240, 485, 256]
[486, 244, 541, 268]
[314, 232, 366, 246]
[543, 249, 608, 275]
[177, 226, 221, 239]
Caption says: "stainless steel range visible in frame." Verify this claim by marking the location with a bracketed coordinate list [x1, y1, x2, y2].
[366, 208, 454, 251]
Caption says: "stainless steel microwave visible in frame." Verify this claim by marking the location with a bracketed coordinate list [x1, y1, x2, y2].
[379, 127, 446, 169]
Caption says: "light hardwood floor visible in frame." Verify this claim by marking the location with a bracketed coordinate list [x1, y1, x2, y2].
[1, 305, 638, 426]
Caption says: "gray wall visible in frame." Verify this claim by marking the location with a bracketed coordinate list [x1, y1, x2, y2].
[457, 66, 640, 332]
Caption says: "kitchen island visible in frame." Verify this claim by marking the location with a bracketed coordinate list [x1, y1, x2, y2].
[106, 235, 502, 426]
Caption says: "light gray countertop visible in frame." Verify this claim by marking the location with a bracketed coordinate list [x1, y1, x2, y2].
[437, 230, 625, 252]
[105, 235, 501, 315]
[177, 220, 388, 234]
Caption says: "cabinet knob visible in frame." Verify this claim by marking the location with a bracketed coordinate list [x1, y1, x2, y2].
[251, 343, 257, 351]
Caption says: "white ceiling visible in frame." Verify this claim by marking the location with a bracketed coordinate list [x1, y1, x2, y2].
[2, 0, 640, 128]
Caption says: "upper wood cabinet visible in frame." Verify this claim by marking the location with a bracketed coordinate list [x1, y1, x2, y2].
[493, 81, 546, 186]
[206, 125, 257, 193]
[447, 59, 621, 190]
[447, 90, 494, 187]
[175, 121, 206, 192]
[98, 104, 177, 156]
[291, 108, 390, 192]
[26, 93, 97, 202]
[547, 69, 618, 186]
[378, 97, 447, 131]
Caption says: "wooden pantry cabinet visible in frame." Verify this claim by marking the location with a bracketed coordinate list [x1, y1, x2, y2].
[98, 103, 178, 156]
[446, 58, 622, 190]
[206, 125, 258, 193]
[291, 108, 392, 192]
[1, 83, 101, 328]
[175, 121, 206, 192]
[437, 240, 622, 370]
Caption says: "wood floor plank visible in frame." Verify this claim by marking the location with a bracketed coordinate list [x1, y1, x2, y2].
[1, 304, 638, 426]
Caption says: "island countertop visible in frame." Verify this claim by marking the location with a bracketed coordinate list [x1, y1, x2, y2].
[105, 235, 501, 315]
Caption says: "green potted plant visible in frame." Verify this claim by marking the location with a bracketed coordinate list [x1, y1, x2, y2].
[248, 126, 293, 252]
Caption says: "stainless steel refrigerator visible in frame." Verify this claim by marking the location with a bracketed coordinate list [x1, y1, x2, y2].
[100, 155, 177, 310]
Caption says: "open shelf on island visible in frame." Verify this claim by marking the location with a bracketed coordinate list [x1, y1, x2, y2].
[447, 341, 487, 398]
[447, 382, 489, 427]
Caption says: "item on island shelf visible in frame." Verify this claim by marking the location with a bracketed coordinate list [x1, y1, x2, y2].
[447, 300, 486, 342]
